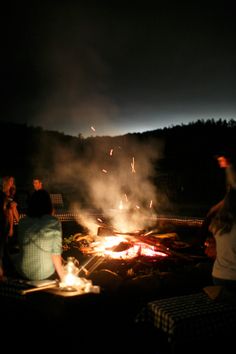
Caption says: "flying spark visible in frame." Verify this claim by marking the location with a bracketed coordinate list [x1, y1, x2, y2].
[131, 157, 136, 173]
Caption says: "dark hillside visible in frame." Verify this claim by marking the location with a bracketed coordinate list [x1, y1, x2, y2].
[1, 119, 236, 216]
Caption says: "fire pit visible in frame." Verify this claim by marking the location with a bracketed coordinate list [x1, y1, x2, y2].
[62, 215, 210, 296]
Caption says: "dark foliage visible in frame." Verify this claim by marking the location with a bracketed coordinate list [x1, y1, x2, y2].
[1, 119, 236, 216]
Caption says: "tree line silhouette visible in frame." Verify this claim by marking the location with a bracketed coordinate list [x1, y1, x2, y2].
[1, 119, 236, 216]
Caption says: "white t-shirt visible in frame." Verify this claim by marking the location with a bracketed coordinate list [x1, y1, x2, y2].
[226, 165, 236, 190]
[213, 223, 236, 280]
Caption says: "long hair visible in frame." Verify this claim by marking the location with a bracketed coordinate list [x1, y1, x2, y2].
[27, 190, 53, 218]
[209, 189, 236, 235]
[2, 176, 15, 195]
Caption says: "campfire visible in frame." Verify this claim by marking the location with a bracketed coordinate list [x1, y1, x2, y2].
[80, 234, 168, 260]
[73, 216, 202, 260]
[60, 211, 207, 295]
[65, 222, 193, 273]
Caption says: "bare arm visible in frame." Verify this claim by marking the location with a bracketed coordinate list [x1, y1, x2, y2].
[207, 199, 224, 218]
[10, 201, 19, 222]
[51, 254, 65, 281]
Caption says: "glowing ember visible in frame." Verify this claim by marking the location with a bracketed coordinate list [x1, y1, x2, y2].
[104, 242, 167, 260]
[85, 236, 168, 260]
[131, 156, 136, 173]
[92, 236, 126, 253]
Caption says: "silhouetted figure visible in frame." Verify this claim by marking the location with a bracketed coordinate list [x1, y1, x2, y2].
[27, 177, 50, 213]
[32, 177, 43, 191]
[1, 176, 19, 238]
[0, 189, 7, 280]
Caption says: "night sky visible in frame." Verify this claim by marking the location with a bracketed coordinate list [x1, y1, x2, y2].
[2, 1, 236, 137]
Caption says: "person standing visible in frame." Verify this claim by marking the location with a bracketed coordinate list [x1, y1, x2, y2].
[1, 176, 19, 237]
[32, 177, 43, 191]
[0, 188, 7, 280]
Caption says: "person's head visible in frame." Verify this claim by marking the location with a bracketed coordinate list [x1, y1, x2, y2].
[27, 189, 53, 217]
[2, 176, 15, 193]
[33, 178, 43, 191]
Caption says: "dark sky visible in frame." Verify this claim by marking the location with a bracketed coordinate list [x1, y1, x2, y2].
[2, 1, 236, 137]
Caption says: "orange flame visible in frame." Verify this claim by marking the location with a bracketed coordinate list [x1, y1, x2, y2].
[104, 242, 167, 260]
[88, 236, 168, 260]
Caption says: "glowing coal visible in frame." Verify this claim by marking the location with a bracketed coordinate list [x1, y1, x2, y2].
[80, 234, 168, 260]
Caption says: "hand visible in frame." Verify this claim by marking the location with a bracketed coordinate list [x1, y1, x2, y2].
[204, 237, 216, 259]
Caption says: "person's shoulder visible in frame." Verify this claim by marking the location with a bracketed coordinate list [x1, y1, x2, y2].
[50, 215, 60, 222]
[43, 214, 61, 225]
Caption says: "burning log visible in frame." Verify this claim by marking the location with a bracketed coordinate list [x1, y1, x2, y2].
[62, 214, 208, 291]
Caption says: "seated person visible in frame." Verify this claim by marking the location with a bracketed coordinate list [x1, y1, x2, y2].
[11, 189, 64, 281]
[199, 149, 236, 246]
[209, 189, 236, 290]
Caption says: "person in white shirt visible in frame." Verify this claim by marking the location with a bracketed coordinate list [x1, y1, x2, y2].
[200, 149, 236, 247]
[209, 189, 236, 290]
